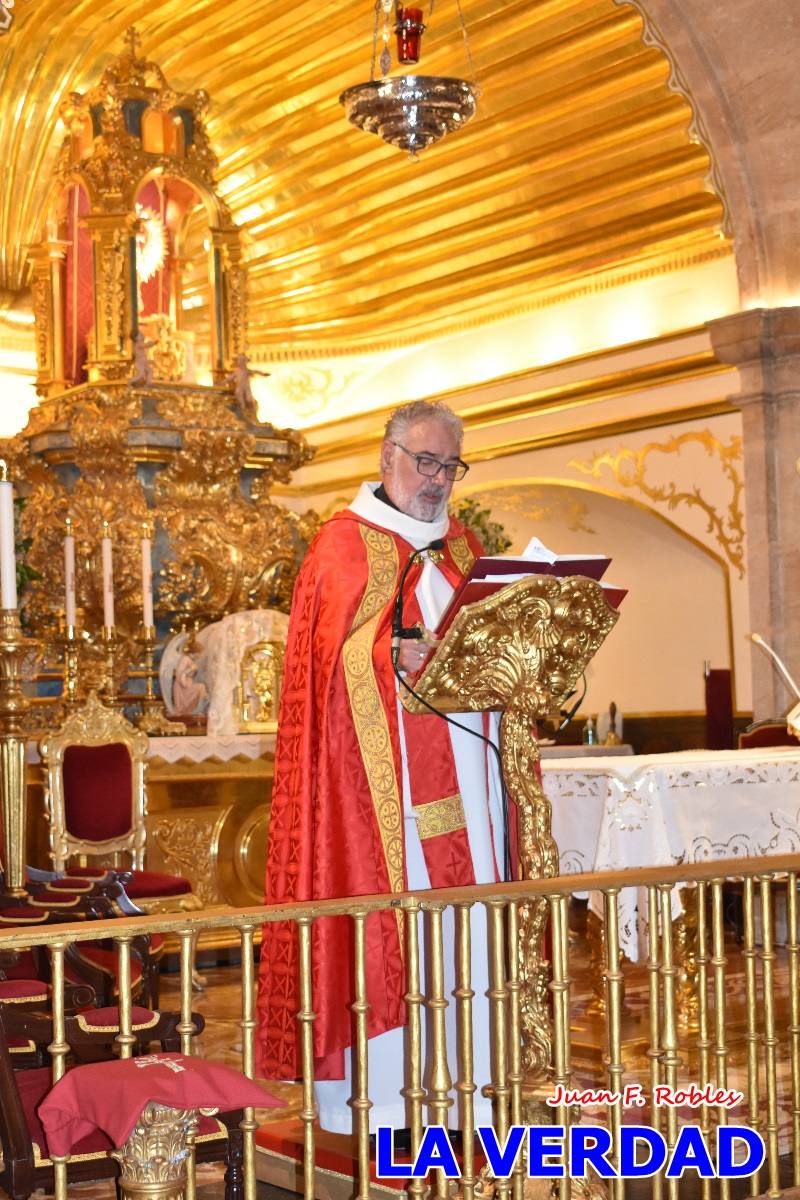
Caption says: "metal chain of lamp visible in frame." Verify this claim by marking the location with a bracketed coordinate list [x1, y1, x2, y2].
[340, 0, 478, 160]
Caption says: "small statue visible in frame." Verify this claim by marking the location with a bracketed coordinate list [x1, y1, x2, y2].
[228, 353, 269, 420]
[130, 330, 153, 385]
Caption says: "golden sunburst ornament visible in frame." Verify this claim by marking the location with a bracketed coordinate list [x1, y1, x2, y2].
[134, 203, 167, 284]
[340, 0, 478, 160]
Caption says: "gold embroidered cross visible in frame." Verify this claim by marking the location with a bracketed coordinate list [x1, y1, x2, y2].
[134, 1055, 186, 1073]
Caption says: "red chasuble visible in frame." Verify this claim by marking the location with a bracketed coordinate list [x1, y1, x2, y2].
[256, 509, 485, 1081]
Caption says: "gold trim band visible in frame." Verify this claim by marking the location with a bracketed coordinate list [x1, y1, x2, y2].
[415, 794, 468, 841]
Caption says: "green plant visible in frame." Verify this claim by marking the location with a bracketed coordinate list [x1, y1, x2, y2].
[450, 496, 512, 555]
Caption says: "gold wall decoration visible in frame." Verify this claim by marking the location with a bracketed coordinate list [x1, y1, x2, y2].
[569, 428, 745, 575]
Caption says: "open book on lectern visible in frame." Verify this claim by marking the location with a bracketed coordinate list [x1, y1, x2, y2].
[435, 535, 627, 637]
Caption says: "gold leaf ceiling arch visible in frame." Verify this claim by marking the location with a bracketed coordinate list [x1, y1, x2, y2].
[1, 0, 730, 358]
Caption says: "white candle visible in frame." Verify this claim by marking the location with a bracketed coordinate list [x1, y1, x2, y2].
[64, 518, 76, 628]
[101, 523, 115, 629]
[141, 524, 154, 629]
[0, 464, 18, 610]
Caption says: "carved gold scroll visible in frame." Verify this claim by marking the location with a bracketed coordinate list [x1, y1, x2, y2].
[401, 574, 619, 1082]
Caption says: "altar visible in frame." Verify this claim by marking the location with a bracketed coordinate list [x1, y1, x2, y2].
[542, 745, 800, 959]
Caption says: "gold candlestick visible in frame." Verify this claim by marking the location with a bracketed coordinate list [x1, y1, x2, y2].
[0, 609, 39, 896]
[101, 624, 120, 706]
[60, 624, 81, 710]
[137, 625, 185, 735]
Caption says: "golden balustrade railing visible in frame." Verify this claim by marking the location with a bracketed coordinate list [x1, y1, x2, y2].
[2, 853, 800, 1200]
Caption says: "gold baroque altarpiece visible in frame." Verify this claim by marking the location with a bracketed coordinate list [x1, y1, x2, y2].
[4, 31, 318, 699]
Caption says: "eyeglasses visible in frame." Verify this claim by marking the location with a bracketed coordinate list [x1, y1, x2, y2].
[388, 440, 470, 481]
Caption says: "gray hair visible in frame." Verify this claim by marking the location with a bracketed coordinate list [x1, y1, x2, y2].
[384, 400, 463, 446]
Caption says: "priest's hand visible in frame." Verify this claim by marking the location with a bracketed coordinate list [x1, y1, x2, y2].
[397, 635, 436, 674]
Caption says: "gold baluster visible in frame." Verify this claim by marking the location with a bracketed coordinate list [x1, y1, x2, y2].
[178, 928, 195, 1054]
[603, 888, 624, 1200]
[646, 885, 663, 1165]
[403, 896, 426, 1200]
[549, 893, 572, 1200]
[487, 900, 510, 1200]
[506, 900, 524, 1200]
[788, 873, 800, 1187]
[240, 921, 258, 1200]
[658, 883, 680, 1200]
[742, 876, 761, 1197]
[49, 942, 70, 1200]
[455, 901, 476, 1200]
[759, 875, 781, 1196]
[178, 926, 197, 1200]
[695, 881, 713, 1200]
[711, 879, 730, 1200]
[427, 902, 453, 1200]
[296, 916, 317, 1200]
[115, 934, 134, 1059]
[352, 911, 372, 1200]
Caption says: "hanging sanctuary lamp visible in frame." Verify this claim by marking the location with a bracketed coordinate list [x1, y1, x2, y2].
[340, 0, 478, 159]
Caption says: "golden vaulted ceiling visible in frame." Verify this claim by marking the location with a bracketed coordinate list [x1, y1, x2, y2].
[0, 0, 730, 359]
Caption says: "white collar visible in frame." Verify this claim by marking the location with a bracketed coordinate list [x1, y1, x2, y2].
[348, 482, 450, 548]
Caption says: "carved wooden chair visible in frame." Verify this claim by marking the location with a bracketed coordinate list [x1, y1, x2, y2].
[38, 693, 203, 997]
[0, 883, 156, 1010]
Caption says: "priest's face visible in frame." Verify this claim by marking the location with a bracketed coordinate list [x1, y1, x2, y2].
[380, 417, 462, 522]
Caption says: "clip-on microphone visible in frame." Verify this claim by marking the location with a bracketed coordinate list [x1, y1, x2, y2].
[391, 538, 445, 666]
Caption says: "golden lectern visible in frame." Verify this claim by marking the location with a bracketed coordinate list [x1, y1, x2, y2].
[401, 572, 620, 1082]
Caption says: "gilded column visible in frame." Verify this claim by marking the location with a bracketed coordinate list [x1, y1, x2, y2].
[28, 241, 69, 396]
[708, 307, 800, 719]
[84, 213, 132, 382]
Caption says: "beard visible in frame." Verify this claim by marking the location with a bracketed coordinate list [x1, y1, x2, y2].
[403, 485, 448, 521]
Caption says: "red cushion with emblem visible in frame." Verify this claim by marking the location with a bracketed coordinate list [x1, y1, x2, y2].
[39, 1054, 284, 1153]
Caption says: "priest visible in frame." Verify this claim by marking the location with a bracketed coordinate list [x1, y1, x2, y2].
[256, 399, 507, 1133]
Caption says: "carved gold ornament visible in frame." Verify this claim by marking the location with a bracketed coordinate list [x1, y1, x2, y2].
[402, 573, 619, 1080]
[570, 429, 745, 575]
[134, 204, 167, 284]
[238, 639, 285, 731]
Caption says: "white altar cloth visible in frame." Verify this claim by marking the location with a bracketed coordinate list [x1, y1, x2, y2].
[146, 733, 275, 764]
[542, 746, 800, 960]
[26, 732, 275, 766]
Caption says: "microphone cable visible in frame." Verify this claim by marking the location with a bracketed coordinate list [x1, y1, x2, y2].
[557, 672, 587, 732]
[391, 543, 512, 881]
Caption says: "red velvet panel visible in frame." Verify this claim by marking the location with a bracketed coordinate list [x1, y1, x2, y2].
[2, 949, 39, 978]
[63, 184, 93, 387]
[62, 743, 134, 842]
[124, 869, 191, 898]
